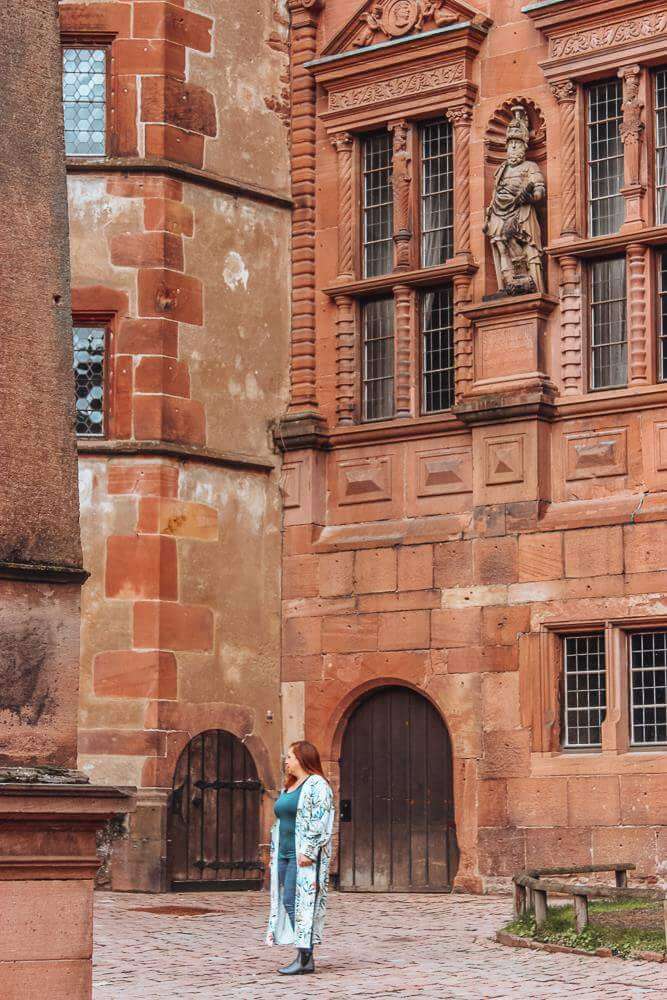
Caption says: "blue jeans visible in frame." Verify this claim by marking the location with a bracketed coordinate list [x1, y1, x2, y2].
[278, 854, 297, 930]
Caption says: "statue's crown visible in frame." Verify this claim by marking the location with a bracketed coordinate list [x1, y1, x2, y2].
[507, 106, 530, 145]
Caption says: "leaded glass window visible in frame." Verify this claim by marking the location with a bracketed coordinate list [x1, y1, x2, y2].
[587, 80, 624, 237]
[563, 633, 607, 749]
[73, 325, 106, 436]
[362, 133, 393, 278]
[421, 122, 454, 267]
[659, 253, 667, 382]
[422, 287, 454, 413]
[590, 257, 627, 390]
[362, 299, 394, 421]
[630, 632, 667, 746]
[656, 71, 667, 225]
[62, 47, 107, 157]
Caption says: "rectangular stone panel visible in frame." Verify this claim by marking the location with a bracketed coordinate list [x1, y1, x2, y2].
[565, 428, 627, 481]
[0, 880, 92, 961]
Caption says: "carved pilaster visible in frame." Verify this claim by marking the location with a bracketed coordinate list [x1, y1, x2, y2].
[390, 120, 413, 271]
[452, 275, 473, 400]
[287, 0, 323, 414]
[446, 106, 473, 258]
[619, 64, 646, 231]
[394, 284, 413, 417]
[558, 255, 583, 396]
[334, 295, 356, 424]
[627, 243, 649, 385]
[331, 132, 354, 281]
[549, 80, 578, 238]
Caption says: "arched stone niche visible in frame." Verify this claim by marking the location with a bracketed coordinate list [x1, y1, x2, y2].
[483, 97, 549, 296]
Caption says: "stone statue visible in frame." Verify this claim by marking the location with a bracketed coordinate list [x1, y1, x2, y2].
[484, 106, 546, 295]
[391, 120, 412, 269]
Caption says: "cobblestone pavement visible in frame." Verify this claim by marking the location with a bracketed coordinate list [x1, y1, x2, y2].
[93, 891, 666, 999]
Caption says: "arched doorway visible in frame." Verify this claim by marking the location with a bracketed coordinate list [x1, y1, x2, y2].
[339, 686, 458, 892]
[168, 729, 263, 891]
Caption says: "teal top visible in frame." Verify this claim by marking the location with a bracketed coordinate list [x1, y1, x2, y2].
[274, 780, 307, 859]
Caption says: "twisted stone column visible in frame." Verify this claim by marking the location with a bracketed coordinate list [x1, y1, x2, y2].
[558, 255, 583, 396]
[394, 284, 413, 417]
[549, 80, 578, 238]
[453, 275, 473, 400]
[332, 132, 354, 281]
[446, 106, 473, 258]
[334, 295, 356, 424]
[287, 0, 323, 414]
[627, 243, 649, 384]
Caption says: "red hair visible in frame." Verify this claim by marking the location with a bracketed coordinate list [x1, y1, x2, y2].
[285, 740, 328, 789]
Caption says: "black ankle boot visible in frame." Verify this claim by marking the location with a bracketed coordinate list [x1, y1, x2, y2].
[278, 949, 315, 975]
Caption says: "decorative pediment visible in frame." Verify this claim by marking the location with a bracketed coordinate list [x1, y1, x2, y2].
[523, 0, 667, 78]
[323, 0, 490, 56]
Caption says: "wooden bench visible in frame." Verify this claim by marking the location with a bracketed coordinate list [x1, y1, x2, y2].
[512, 864, 666, 936]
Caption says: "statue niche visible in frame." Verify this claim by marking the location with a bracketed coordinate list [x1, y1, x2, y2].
[484, 105, 546, 297]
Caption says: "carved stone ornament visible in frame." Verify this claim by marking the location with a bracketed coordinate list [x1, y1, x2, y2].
[483, 105, 546, 297]
[352, 0, 458, 48]
[549, 10, 667, 60]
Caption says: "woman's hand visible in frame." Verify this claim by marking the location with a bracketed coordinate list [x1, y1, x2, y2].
[298, 853, 314, 867]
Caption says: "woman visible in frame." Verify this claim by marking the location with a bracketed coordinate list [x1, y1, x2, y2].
[266, 740, 335, 976]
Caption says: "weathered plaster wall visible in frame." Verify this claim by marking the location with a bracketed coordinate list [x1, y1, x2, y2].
[61, 0, 291, 889]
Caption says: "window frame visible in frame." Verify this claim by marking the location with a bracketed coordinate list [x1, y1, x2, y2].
[543, 620, 667, 756]
[584, 77, 625, 239]
[418, 120, 455, 271]
[61, 32, 115, 159]
[360, 296, 396, 423]
[71, 311, 114, 440]
[360, 130, 394, 280]
[419, 284, 455, 415]
[588, 254, 628, 392]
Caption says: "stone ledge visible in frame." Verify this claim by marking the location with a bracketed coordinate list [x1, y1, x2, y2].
[496, 929, 666, 963]
[66, 157, 292, 210]
[77, 439, 275, 474]
[0, 561, 88, 585]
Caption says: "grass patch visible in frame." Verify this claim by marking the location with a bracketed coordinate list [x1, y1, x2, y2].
[504, 899, 665, 959]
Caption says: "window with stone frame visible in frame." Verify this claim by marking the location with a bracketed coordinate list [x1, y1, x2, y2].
[62, 43, 109, 157]
[421, 286, 454, 413]
[362, 297, 395, 422]
[420, 121, 454, 268]
[589, 256, 627, 390]
[362, 132, 394, 279]
[72, 320, 108, 436]
[655, 70, 667, 226]
[562, 632, 607, 749]
[658, 252, 667, 382]
[629, 630, 667, 746]
[586, 79, 625, 238]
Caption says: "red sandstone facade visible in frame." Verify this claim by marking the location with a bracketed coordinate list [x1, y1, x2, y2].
[279, 0, 667, 892]
[61, 0, 667, 894]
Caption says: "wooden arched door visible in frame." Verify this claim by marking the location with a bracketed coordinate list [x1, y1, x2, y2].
[168, 729, 263, 891]
[339, 686, 458, 892]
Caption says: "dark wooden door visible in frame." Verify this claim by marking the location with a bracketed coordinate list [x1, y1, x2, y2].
[168, 729, 263, 891]
[339, 687, 458, 892]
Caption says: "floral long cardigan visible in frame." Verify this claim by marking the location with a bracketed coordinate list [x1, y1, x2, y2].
[266, 774, 335, 949]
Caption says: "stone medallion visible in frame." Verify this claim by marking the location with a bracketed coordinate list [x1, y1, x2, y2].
[381, 0, 419, 37]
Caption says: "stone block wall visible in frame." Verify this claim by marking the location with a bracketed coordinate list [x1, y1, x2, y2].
[60, 0, 292, 889]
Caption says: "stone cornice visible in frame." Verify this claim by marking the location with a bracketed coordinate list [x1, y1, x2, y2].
[523, 0, 667, 79]
[77, 439, 275, 474]
[66, 157, 293, 210]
